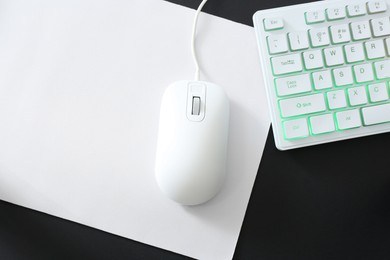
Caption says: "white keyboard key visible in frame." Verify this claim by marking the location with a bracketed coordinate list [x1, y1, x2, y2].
[283, 118, 309, 139]
[365, 40, 386, 59]
[350, 21, 371, 40]
[279, 93, 326, 118]
[362, 103, 390, 125]
[303, 50, 324, 70]
[324, 46, 344, 66]
[310, 114, 335, 134]
[367, 1, 387, 14]
[264, 18, 284, 30]
[344, 43, 365, 63]
[368, 83, 389, 102]
[374, 60, 390, 79]
[353, 63, 374, 83]
[386, 38, 390, 56]
[348, 86, 368, 106]
[336, 109, 362, 130]
[312, 70, 333, 90]
[267, 34, 288, 54]
[371, 17, 390, 37]
[309, 27, 330, 47]
[347, 4, 367, 17]
[305, 10, 325, 24]
[275, 74, 312, 96]
[271, 53, 303, 75]
[288, 31, 309, 51]
[327, 90, 347, 109]
[333, 67, 353, 86]
[330, 24, 351, 44]
[327, 7, 346, 20]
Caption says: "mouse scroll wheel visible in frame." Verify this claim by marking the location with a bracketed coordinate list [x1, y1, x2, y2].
[192, 96, 201, 116]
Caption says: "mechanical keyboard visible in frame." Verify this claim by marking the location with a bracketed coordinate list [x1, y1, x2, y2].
[253, 0, 390, 150]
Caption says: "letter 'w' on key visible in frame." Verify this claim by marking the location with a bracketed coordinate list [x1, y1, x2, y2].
[324, 46, 344, 66]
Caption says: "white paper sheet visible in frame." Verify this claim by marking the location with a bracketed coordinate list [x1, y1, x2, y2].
[0, 0, 270, 259]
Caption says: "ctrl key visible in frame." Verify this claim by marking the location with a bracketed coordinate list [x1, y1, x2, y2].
[283, 118, 309, 139]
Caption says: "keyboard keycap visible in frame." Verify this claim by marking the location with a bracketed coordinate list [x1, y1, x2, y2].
[374, 60, 390, 79]
[371, 17, 390, 37]
[368, 83, 389, 102]
[312, 70, 333, 90]
[353, 63, 374, 83]
[279, 93, 326, 118]
[347, 4, 367, 17]
[327, 90, 347, 110]
[283, 118, 309, 139]
[333, 67, 353, 86]
[330, 24, 351, 44]
[348, 86, 368, 106]
[303, 50, 324, 70]
[367, 1, 387, 14]
[309, 28, 330, 47]
[324, 46, 344, 66]
[305, 10, 325, 24]
[264, 18, 284, 30]
[365, 40, 386, 59]
[288, 31, 309, 51]
[275, 74, 312, 96]
[310, 113, 335, 134]
[344, 43, 365, 63]
[267, 34, 288, 54]
[271, 53, 303, 75]
[362, 103, 390, 125]
[386, 38, 390, 56]
[336, 109, 362, 130]
[350, 21, 371, 40]
[327, 7, 346, 20]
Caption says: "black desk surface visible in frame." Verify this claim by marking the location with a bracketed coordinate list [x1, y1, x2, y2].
[1, 0, 390, 259]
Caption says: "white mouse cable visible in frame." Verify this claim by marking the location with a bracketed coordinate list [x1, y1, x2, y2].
[192, 0, 209, 81]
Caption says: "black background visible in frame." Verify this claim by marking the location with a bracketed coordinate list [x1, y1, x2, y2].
[1, 0, 390, 259]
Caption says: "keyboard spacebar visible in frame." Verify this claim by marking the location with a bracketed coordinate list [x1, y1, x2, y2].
[362, 103, 390, 125]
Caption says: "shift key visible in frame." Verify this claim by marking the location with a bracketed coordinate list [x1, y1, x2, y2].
[279, 93, 326, 118]
[271, 53, 303, 75]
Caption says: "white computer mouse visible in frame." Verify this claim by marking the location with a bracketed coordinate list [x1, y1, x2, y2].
[155, 80, 230, 206]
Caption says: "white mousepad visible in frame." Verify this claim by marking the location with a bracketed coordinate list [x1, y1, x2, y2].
[0, 0, 270, 259]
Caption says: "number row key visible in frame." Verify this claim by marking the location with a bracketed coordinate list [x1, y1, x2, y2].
[267, 17, 390, 54]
